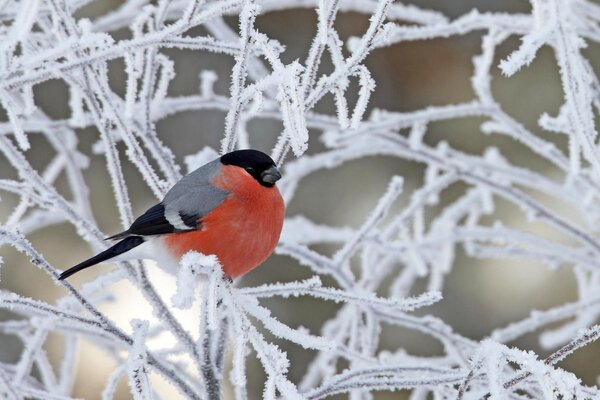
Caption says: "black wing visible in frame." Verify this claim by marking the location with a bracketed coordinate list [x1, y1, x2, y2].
[106, 203, 199, 240]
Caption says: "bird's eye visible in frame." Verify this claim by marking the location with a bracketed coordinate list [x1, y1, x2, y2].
[245, 167, 254, 174]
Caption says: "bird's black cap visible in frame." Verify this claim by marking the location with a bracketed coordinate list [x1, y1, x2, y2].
[220, 149, 281, 187]
[221, 149, 276, 168]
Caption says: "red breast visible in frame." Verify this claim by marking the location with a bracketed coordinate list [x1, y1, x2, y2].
[164, 165, 285, 277]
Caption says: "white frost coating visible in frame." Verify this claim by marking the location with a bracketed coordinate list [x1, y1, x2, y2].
[1, 0, 600, 399]
[171, 251, 219, 309]
[275, 61, 309, 156]
[240, 294, 336, 351]
[221, 1, 259, 154]
[351, 66, 376, 129]
[280, 216, 355, 245]
[0, 91, 30, 150]
[127, 320, 153, 400]
[171, 260, 200, 310]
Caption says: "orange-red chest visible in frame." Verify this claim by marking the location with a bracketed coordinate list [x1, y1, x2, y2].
[164, 165, 285, 277]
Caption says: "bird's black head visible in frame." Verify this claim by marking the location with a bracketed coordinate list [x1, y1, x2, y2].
[220, 149, 282, 187]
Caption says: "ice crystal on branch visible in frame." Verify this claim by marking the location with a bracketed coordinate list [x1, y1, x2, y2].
[1, 0, 600, 398]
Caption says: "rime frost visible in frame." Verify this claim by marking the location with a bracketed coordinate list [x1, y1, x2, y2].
[1, 0, 600, 399]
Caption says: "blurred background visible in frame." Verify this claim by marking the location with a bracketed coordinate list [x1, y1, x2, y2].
[1, 0, 599, 398]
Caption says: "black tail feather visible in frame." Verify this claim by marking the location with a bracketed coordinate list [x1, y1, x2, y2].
[105, 230, 130, 241]
[59, 236, 145, 280]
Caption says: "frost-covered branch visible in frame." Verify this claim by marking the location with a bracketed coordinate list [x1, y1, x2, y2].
[2, 0, 600, 398]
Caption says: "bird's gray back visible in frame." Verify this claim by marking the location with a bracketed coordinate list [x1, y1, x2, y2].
[164, 158, 229, 221]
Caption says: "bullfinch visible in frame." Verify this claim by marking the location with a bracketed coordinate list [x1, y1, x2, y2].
[59, 149, 285, 280]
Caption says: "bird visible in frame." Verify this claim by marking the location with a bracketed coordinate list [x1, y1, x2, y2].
[59, 149, 285, 280]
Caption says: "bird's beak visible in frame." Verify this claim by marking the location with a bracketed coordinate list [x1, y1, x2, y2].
[261, 166, 282, 185]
